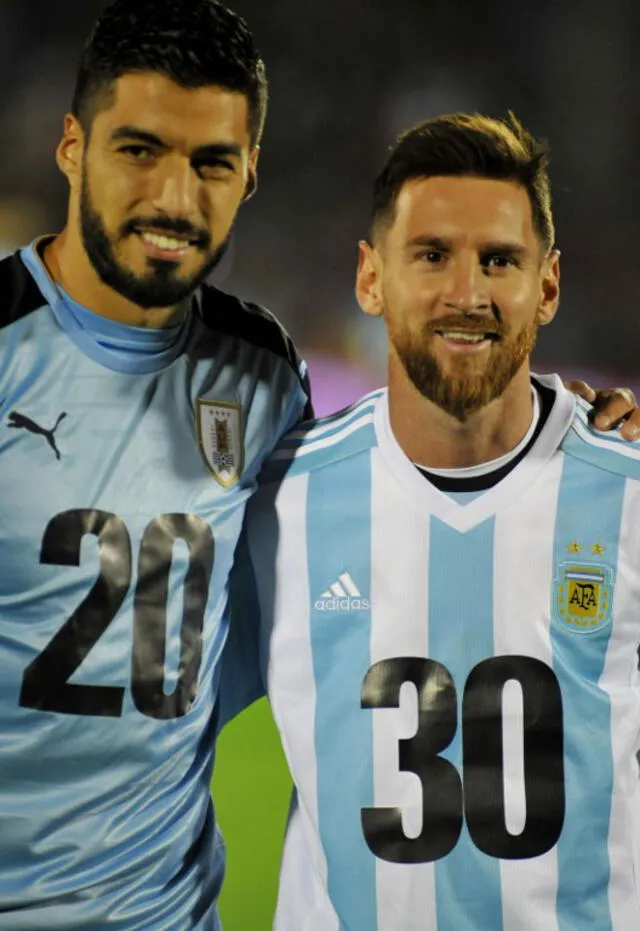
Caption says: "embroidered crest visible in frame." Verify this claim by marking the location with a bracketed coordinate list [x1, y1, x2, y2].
[552, 559, 615, 634]
[196, 400, 244, 487]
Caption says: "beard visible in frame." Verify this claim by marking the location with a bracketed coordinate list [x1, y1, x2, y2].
[389, 313, 538, 423]
[79, 167, 229, 309]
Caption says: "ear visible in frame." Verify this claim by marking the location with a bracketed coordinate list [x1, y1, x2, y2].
[356, 239, 384, 317]
[537, 248, 560, 326]
[55, 114, 85, 190]
[243, 145, 260, 202]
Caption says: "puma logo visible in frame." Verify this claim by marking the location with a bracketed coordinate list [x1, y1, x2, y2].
[7, 411, 67, 460]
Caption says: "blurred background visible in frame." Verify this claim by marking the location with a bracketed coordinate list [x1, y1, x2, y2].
[2, 0, 639, 396]
[2, 0, 638, 926]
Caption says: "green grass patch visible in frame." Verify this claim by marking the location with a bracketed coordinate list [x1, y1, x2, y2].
[212, 698, 292, 931]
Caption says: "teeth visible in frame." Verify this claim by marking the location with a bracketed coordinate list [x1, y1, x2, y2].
[440, 331, 487, 343]
[140, 232, 190, 252]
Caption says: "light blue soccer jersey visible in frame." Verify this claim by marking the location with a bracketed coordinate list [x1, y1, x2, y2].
[0, 240, 310, 929]
[230, 376, 640, 931]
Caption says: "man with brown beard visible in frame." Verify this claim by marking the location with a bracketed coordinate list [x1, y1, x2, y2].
[228, 112, 640, 931]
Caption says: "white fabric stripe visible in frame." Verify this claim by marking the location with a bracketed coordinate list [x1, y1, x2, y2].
[492, 456, 563, 931]
[501, 680, 526, 836]
[272, 412, 375, 460]
[369, 451, 437, 931]
[330, 582, 347, 597]
[339, 572, 361, 597]
[598, 477, 640, 929]
[267, 474, 338, 931]
[283, 392, 382, 440]
[574, 396, 591, 414]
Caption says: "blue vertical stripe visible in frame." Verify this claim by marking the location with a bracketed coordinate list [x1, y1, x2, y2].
[429, 517, 504, 931]
[551, 455, 626, 930]
[307, 455, 376, 930]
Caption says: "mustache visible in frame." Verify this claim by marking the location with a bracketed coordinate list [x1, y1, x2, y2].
[122, 216, 211, 247]
[428, 314, 502, 336]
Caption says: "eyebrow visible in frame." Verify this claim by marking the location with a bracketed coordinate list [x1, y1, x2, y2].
[405, 235, 530, 258]
[110, 126, 243, 160]
[405, 235, 452, 252]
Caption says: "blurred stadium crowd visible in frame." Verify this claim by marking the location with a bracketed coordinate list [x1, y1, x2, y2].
[1, 0, 638, 407]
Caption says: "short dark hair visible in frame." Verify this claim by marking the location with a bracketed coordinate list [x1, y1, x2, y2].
[72, 0, 268, 147]
[371, 112, 554, 253]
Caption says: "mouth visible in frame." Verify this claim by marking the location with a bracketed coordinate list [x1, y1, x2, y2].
[434, 329, 500, 353]
[135, 228, 204, 261]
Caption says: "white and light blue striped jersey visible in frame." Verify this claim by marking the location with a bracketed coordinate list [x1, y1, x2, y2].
[0, 241, 310, 930]
[231, 375, 640, 931]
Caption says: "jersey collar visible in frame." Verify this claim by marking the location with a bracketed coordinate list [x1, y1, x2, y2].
[374, 375, 576, 533]
[19, 238, 194, 375]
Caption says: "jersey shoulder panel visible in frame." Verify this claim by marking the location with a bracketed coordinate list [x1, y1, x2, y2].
[561, 399, 640, 480]
[198, 284, 312, 415]
[0, 252, 47, 331]
[259, 388, 384, 485]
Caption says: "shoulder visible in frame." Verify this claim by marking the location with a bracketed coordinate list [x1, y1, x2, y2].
[0, 251, 47, 332]
[258, 388, 384, 485]
[561, 398, 640, 481]
[197, 283, 311, 416]
[198, 283, 303, 370]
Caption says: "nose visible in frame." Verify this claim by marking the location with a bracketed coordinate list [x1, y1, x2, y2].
[149, 155, 200, 219]
[442, 255, 491, 314]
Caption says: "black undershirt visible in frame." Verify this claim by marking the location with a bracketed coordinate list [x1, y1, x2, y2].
[417, 381, 556, 493]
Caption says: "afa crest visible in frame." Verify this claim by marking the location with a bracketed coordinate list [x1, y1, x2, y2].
[196, 400, 244, 487]
[552, 561, 615, 634]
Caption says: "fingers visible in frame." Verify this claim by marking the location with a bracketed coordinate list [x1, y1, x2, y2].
[564, 379, 596, 402]
[565, 380, 640, 440]
[590, 387, 639, 439]
[618, 413, 640, 441]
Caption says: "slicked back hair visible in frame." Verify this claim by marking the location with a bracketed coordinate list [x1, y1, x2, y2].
[371, 112, 554, 254]
[71, 0, 268, 146]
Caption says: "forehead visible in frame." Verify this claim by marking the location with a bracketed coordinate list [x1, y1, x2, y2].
[90, 71, 252, 150]
[390, 175, 536, 246]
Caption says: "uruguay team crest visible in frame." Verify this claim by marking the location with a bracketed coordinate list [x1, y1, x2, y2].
[552, 558, 615, 634]
[196, 400, 244, 487]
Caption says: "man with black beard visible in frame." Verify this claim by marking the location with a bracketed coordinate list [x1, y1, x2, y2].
[47, 10, 256, 324]
[77, 165, 229, 312]
[0, 1, 310, 928]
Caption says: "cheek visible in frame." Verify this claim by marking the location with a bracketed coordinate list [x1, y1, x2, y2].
[88, 164, 139, 216]
[384, 262, 431, 306]
[391, 277, 439, 327]
[206, 182, 244, 225]
[496, 280, 540, 324]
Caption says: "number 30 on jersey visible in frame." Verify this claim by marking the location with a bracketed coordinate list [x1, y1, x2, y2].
[361, 655, 565, 864]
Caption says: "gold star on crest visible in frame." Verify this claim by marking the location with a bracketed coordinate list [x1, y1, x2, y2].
[567, 541, 582, 554]
[592, 543, 606, 556]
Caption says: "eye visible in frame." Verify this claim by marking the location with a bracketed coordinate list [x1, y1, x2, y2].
[192, 157, 235, 179]
[483, 253, 517, 270]
[119, 145, 155, 161]
[417, 250, 446, 264]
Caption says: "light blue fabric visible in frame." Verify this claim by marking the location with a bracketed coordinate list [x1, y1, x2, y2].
[429, 517, 504, 931]
[307, 454, 376, 930]
[20, 243, 192, 374]
[550, 455, 625, 931]
[0, 246, 309, 928]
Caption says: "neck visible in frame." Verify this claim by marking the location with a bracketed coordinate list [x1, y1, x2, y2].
[43, 227, 187, 329]
[388, 360, 534, 469]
